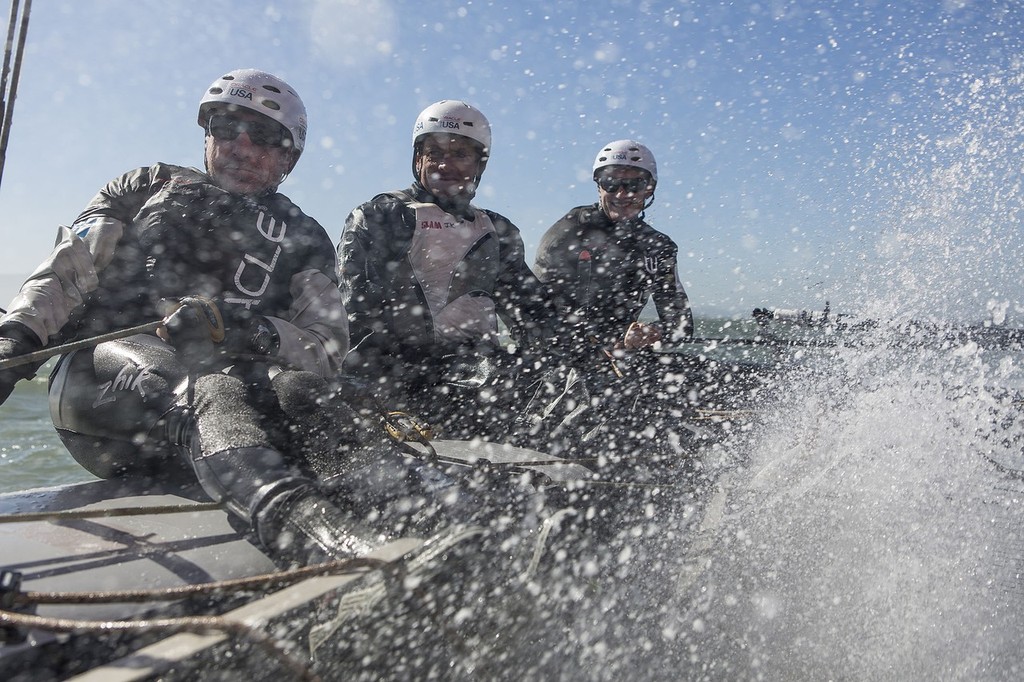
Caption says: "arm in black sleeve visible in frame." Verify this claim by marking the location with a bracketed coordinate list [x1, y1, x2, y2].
[533, 213, 583, 319]
[487, 211, 554, 349]
[337, 195, 414, 368]
[650, 242, 694, 342]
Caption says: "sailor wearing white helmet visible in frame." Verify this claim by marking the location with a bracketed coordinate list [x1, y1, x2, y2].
[535, 139, 693, 353]
[338, 99, 553, 440]
[197, 68, 308, 194]
[519, 140, 695, 460]
[0, 68, 382, 566]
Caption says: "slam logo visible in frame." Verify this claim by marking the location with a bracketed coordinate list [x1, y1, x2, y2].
[420, 219, 456, 230]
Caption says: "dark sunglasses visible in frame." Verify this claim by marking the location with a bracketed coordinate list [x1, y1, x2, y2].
[596, 176, 651, 194]
[206, 113, 289, 148]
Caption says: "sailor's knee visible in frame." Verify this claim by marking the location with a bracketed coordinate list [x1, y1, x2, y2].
[48, 337, 185, 478]
[272, 370, 328, 414]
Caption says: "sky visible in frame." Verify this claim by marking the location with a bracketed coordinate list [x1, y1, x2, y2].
[0, 0, 1022, 324]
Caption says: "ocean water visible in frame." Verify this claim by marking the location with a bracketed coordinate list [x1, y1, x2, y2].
[0, 371, 94, 494]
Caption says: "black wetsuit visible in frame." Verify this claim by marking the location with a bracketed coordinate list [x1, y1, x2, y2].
[338, 182, 552, 438]
[534, 203, 693, 351]
[526, 204, 696, 462]
[0, 164, 373, 563]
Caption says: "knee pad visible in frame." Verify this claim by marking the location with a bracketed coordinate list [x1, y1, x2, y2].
[271, 370, 329, 416]
[48, 335, 189, 478]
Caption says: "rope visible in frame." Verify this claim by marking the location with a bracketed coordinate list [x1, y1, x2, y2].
[382, 410, 435, 443]
[0, 608, 322, 681]
[0, 500, 222, 524]
[693, 408, 758, 420]
[13, 556, 386, 606]
[0, 297, 266, 372]
[0, 319, 164, 370]
[687, 335, 837, 348]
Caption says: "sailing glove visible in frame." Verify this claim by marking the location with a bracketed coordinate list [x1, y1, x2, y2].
[162, 296, 279, 370]
[0, 321, 44, 405]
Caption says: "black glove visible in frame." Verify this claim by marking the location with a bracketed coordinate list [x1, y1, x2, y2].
[161, 297, 279, 370]
[0, 322, 44, 405]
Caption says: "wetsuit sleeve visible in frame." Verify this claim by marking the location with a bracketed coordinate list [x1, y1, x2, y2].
[74, 166, 160, 228]
[488, 212, 554, 347]
[533, 213, 580, 317]
[651, 243, 694, 342]
[0, 168, 154, 345]
[264, 268, 349, 376]
[337, 198, 406, 355]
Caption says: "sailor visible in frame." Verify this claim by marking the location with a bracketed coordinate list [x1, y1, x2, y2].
[526, 140, 695, 460]
[337, 99, 552, 440]
[535, 139, 693, 354]
[0, 69, 379, 565]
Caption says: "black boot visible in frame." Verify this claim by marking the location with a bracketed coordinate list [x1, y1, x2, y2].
[252, 482, 380, 565]
[187, 443, 380, 565]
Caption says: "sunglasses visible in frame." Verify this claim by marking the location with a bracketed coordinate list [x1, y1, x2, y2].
[206, 113, 289, 148]
[596, 176, 651, 194]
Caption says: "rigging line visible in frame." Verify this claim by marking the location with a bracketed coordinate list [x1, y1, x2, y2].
[0, 318, 164, 370]
[0, 0, 29, 191]
[15, 557, 387, 605]
[0, 501, 223, 524]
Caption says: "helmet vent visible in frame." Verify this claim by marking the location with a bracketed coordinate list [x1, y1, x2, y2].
[208, 87, 224, 96]
[261, 99, 281, 111]
[262, 85, 282, 94]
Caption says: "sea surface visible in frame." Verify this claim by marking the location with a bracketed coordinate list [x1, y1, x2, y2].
[0, 367, 92, 494]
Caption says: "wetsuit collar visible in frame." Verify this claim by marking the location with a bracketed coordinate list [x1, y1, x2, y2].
[592, 202, 645, 236]
[409, 182, 477, 221]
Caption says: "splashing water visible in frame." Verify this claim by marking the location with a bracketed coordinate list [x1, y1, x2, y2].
[634, 71, 1024, 680]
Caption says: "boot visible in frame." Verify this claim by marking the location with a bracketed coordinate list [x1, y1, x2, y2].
[252, 482, 381, 565]
[185, 442, 379, 565]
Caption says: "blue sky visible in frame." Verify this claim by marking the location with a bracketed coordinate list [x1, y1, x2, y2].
[0, 0, 1021, 323]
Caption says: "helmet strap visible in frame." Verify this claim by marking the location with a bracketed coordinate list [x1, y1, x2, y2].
[636, 191, 656, 222]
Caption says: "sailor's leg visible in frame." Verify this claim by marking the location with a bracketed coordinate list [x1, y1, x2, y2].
[269, 370, 385, 481]
[48, 334, 190, 479]
[186, 371, 379, 564]
[272, 370, 482, 536]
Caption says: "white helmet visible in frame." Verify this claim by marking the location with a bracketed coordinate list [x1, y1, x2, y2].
[412, 100, 491, 156]
[198, 69, 307, 154]
[592, 140, 657, 184]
